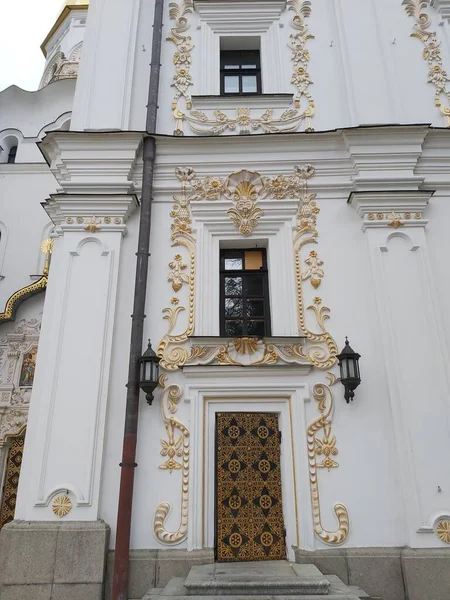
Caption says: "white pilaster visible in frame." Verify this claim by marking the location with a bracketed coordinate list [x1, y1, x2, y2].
[350, 190, 450, 547]
[15, 133, 140, 521]
[70, 0, 144, 130]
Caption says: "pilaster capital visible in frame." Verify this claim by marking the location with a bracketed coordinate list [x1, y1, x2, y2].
[39, 131, 143, 195]
[43, 193, 138, 235]
[349, 191, 434, 232]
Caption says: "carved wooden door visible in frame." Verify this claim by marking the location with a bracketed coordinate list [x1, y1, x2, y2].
[0, 437, 24, 528]
[215, 412, 286, 561]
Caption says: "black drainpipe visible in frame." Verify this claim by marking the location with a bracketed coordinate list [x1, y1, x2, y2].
[111, 0, 164, 598]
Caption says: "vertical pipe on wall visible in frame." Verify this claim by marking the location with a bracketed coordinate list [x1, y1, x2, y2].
[111, 0, 164, 598]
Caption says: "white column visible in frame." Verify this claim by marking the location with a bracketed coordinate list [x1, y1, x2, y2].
[350, 191, 450, 547]
[15, 133, 140, 521]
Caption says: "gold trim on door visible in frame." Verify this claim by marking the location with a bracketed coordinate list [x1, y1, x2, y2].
[215, 412, 286, 561]
[0, 437, 24, 528]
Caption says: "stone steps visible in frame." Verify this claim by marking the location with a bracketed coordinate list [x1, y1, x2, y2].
[141, 561, 376, 600]
[184, 563, 330, 596]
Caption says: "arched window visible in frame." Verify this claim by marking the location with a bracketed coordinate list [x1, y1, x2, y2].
[7, 146, 17, 164]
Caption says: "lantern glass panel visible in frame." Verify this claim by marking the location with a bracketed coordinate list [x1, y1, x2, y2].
[150, 360, 159, 381]
[347, 359, 357, 379]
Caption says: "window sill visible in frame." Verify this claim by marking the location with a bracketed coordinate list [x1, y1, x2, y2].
[191, 94, 294, 111]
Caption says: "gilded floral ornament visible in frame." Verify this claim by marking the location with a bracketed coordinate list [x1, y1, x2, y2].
[84, 216, 101, 233]
[308, 381, 349, 544]
[436, 519, 450, 544]
[168, 254, 189, 292]
[304, 250, 324, 289]
[52, 495, 72, 518]
[386, 211, 403, 228]
[168, 0, 315, 134]
[160, 419, 184, 472]
[402, 0, 450, 126]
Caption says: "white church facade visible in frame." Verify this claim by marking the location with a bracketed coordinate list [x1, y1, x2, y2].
[1, 1, 450, 599]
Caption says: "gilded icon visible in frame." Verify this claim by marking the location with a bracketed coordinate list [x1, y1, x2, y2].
[19, 348, 37, 387]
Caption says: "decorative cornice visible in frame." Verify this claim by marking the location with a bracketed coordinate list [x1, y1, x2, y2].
[39, 132, 143, 195]
[349, 190, 434, 231]
[40, 5, 89, 57]
[43, 194, 138, 234]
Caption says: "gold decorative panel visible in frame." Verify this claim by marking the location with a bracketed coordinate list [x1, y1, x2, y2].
[216, 413, 286, 561]
[0, 437, 24, 528]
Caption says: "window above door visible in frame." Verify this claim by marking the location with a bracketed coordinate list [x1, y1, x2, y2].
[220, 248, 271, 337]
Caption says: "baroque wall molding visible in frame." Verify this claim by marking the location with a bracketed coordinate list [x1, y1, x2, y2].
[154, 381, 190, 544]
[307, 375, 349, 545]
[154, 164, 342, 545]
[158, 164, 337, 372]
[168, 0, 315, 135]
[402, 0, 450, 126]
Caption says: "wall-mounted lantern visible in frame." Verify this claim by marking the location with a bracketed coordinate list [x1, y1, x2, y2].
[138, 341, 161, 405]
[337, 337, 361, 403]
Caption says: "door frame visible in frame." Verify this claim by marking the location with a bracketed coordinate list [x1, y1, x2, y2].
[185, 373, 312, 560]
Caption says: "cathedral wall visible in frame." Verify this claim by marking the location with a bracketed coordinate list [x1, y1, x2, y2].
[97, 130, 450, 554]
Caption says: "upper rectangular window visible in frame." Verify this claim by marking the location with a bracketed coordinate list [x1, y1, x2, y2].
[220, 249, 271, 337]
[220, 50, 262, 96]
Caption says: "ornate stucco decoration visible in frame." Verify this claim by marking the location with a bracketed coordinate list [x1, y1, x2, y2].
[402, 0, 450, 126]
[168, 0, 315, 135]
[154, 381, 190, 544]
[39, 42, 84, 89]
[186, 337, 311, 368]
[158, 164, 337, 372]
[307, 375, 349, 545]
[155, 164, 343, 544]
[436, 518, 450, 543]
[0, 317, 41, 450]
[52, 494, 72, 517]
[303, 249, 324, 289]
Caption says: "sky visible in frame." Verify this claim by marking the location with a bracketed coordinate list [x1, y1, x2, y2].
[0, 0, 64, 92]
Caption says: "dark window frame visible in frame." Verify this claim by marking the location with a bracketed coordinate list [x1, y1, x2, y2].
[220, 248, 271, 337]
[220, 50, 262, 96]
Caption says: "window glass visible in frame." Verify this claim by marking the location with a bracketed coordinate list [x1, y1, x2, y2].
[242, 76, 257, 93]
[220, 49, 261, 95]
[220, 249, 270, 337]
[225, 257, 243, 270]
[224, 76, 239, 94]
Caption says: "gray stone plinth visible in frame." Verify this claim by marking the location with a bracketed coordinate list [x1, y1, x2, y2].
[104, 548, 214, 600]
[294, 545, 450, 600]
[402, 548, 450, 600]
[0, 520, 110, 600]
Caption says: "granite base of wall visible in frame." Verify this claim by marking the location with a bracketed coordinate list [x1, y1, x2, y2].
[294, 546, 450, 600]
[0, 520, 110, 600]
[104, 548, 214, 600]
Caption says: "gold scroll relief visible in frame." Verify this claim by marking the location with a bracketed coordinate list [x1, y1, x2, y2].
[154, 382, 190, 544]
[308, 377, 349, 545]
[402, 0, 450, 126]
[168, 0, 315, 135]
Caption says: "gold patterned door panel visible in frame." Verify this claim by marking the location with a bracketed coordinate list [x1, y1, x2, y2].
[215, 412, 286, 562]
[0, 437, 24, 528]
